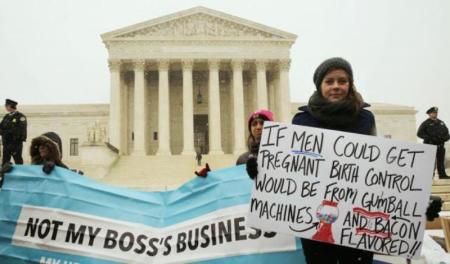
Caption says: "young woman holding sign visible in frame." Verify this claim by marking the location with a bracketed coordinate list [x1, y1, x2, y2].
[247, 57, 376, 263]
[236, 109, 274, 165]
[294, 58, 376, 263]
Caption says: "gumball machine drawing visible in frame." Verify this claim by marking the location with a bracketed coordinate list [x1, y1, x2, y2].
[312, 200, 339, 244]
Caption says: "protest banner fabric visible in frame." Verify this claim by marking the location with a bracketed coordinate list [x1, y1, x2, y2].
[248, 122, 436, 259]
[0, 165, 304, 263]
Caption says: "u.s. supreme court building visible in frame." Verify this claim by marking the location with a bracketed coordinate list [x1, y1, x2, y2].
[103, 6, 295, 157]
[4, 7, 421, 190]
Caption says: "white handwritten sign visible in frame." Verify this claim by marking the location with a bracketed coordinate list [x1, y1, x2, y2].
[247, 122, 436, 259]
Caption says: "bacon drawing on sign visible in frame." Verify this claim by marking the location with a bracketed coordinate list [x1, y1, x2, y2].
[353, 207, 391, 238]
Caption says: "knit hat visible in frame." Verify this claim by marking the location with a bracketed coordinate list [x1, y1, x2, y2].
[247, 109, 274, 132]
[426, 106, 438, 114]
[313, 57, 354, 91]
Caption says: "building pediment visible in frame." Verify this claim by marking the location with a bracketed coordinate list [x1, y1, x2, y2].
[102, 6, 296, 42]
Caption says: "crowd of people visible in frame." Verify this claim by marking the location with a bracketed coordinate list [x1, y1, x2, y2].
[0, 57, 448, 264]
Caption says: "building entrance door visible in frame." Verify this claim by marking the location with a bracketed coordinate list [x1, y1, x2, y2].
[194, 115, 209, 154]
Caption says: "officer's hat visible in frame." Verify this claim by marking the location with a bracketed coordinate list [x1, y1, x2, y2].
[5, 99, 18, 109]
[426, 106, 438, 114]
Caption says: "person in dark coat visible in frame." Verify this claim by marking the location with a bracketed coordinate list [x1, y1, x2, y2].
[247, 57, 375, 263]
[30, 132, 69, 173]
[0, 99, 27, 165]
[1, 131, 79, 189]
[417, 107, 450, 179]
[236, 109, 274, 165]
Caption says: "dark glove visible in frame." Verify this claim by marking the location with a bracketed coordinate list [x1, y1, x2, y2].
[0, 162, 13, 188]
[195, 163, 210, 178]
[42, 161, 56, 175]
[1, 162, 13, 174]
[246, 156, 258, 180]
[426, 196, 443, 221]
[71, 169, 84, 175]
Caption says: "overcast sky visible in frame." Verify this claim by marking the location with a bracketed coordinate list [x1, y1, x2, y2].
[1, 0, 449, 128]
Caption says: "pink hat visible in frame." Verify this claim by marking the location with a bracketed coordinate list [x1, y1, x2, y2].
[247, 109, 274, 131]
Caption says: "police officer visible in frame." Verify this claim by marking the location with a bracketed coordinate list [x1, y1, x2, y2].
[418, 106, 450, 179]
[0, 99, 27, 165]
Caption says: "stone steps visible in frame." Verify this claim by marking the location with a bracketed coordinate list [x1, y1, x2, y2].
[442, 202, 450, 211]
[431, 180, 450, 194]
[87, 156, 450, 213]
[99, 154, 238, 191]
[436, 193, 450, 202]
[431, 176, 450, 212]
[432, 185, 450, 194]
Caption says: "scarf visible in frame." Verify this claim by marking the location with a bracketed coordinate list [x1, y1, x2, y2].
[307, 91, 362, 128]
[247, 136, 260, 155]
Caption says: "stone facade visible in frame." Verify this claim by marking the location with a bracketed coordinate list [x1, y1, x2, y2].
[3, 104, 109, 165]
[369, 103, 418, 142]
[1, 102, 418, 164]
[101, 6, 296, 156]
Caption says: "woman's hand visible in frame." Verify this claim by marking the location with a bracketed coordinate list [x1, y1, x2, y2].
[42, 161, 55, 175]
[0, 162, 13, 188]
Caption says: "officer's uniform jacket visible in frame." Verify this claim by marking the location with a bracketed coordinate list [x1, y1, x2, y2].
[417, 118, 450, 145]
[0, 111, 27, 145]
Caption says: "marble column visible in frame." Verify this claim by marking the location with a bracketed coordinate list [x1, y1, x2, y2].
[157, 60, 171, 155]
[120, 74, 129, 155]
[208, 59, 223, 155]
[232, 59, 247, 155]
[181, 59, 195, 155]
[278, 59, 291, 123]
[108, 59, 123, 153]
[132, 60, 147, 155]
[256, 60, 268, 109]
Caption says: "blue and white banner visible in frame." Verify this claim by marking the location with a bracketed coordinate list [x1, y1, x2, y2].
[0, 165, 304, 263]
